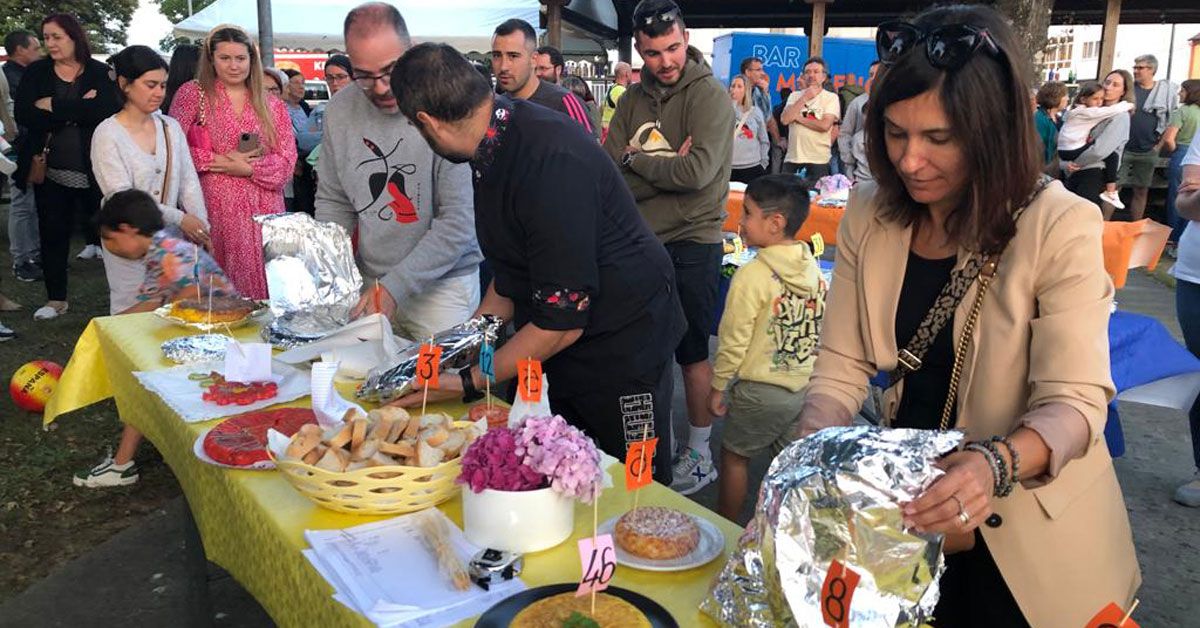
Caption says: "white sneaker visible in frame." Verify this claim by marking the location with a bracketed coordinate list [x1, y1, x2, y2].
[669, 447, 717, 495]
[73, 457, 139, 488]
[33, 302, 67, 321]
[1099, 190, 1125, 210]
[0, 321, 13, 341]
[76, 244, 101, 260]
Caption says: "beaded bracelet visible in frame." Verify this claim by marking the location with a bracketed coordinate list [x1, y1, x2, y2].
[992, 435, 1021, 489]
[979, 439, 1013, 497]
[964, 443, 1003, 497]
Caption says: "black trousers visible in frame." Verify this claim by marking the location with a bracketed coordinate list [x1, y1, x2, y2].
[731, 165, 766, 184]
[550, 361, 675, 486]
[932, 533, 1030, 627]
[34, 180, 101, 301]
[783, 161, 831, 183]
[1065, 167, 1105, 208]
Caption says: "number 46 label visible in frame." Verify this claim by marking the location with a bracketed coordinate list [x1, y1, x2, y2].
[576, 534, 616, 596]
[820, 559, 861, 628]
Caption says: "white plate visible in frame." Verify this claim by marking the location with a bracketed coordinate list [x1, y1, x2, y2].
[154, 302, 268, 332]
[597, 512, 725, 572]
[193, 426, 276, 470]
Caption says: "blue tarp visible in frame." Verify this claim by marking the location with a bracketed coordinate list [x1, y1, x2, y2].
[713, 272, 1200, 457]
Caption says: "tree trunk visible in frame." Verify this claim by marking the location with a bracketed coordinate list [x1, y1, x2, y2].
[994, 0, 1054, 85]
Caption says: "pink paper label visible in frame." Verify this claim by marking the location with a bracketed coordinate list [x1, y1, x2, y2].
[576, 534, 616, 596]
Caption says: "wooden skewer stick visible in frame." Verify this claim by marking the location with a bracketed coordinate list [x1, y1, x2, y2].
[206, 274, 214, 325]
[590, 490, 599, 616]
[373, 279, 381, 315]
[1118, 599, 1140, 627]
[633, 421, 650, 512]
[420, 336, 433, 417]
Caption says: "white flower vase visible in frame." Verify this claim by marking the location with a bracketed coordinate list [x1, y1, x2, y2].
[461, 485, 575, 553]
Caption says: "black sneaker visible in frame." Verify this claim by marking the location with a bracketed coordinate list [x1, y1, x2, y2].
[13, 260, 42, 282]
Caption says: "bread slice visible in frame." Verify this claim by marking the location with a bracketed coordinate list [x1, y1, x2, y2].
[417, 440, 445, 467]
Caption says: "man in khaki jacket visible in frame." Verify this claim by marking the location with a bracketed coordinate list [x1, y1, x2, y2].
[604, 0, 733, 495]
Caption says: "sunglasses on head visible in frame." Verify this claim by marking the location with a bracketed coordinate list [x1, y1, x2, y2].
[633, 7, 680, 28]
[876, 21, 1001, 70]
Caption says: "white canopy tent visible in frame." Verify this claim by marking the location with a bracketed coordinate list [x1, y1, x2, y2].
[173, 0, 609, 56]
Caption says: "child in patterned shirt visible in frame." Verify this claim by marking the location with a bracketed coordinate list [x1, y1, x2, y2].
[77, 189, 240, 490]
[96, 189, 238, 314]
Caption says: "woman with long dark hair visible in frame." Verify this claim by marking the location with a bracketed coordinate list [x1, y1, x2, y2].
[797, 5, 1139, 625]
[169, 24, 296, 299]
[162, 44, 199, 115]
[1062, 69, 1134, 216]
[13, 13, 120, 320]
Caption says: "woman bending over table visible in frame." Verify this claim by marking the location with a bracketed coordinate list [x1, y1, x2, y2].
[169, 24, 295, 299]
[796, 5, 1140, 626]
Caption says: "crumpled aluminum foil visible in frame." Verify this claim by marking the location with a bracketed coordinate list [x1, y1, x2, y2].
[702, 426, 962, 627]
[356, 315, 504, 403]
[161, 334, 232, 364]
[255, 213, 362, 347]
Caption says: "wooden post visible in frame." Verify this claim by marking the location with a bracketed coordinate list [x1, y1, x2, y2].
[808, 0, 828, 58]
[542, 0, 565, 49]
[1098, 0, 1121, 77]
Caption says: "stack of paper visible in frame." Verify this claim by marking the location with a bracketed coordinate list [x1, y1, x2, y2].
[303, 509, 526, 627]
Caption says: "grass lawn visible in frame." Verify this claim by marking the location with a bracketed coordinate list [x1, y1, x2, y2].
[0, 205, 182, 602]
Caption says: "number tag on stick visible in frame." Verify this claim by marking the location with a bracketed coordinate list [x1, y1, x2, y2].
[415, 344, 442, 388]
[820, 559, 861, 628]
[479, 342, 495, 381]
[517, 358, 542, 402]
[576, 534, 616, 596]
[624, 437, 658, 491]
[1086, 602, 1140, 628]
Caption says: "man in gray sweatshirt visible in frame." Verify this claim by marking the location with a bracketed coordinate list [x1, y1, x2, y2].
[316, 3, 482, 340]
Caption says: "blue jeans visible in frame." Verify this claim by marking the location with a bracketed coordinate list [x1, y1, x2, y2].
[8, 184, 40, 265]
[1167, 144, 1190, 243]
[1176, 278, 1200, 470]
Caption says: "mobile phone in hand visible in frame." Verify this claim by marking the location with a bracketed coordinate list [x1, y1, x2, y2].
[237, 132, 260, 153]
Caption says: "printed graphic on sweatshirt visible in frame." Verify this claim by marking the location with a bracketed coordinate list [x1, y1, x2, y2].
[768, 276, 826, 370]
[356, 137, 419, 223]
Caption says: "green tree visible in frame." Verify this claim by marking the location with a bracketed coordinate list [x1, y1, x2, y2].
[994, 0, 1054, 84]
[0, 0, 138, 52]
[155, 0, 218, 25]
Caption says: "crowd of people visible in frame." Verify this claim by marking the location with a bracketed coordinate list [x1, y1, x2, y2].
[4, 0, 1200, 623]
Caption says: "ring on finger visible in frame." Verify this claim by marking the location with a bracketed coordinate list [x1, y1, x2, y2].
[950, 494, 970, 525]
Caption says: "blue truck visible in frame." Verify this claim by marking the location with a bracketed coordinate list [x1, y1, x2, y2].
[712, 32, 878, 107]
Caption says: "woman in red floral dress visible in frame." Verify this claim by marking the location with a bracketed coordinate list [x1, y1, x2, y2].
[169, 25, 295, 299]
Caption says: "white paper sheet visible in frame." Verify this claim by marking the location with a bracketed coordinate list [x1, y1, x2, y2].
[275, 314, 409, 379]
[311, 361, 365, 428]
[303, 510, 525, 627]
[224, 340, 273, 383]
[132, 360, 308, 423]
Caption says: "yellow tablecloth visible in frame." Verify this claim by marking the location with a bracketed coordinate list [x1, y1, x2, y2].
[45, 314, 740, 627]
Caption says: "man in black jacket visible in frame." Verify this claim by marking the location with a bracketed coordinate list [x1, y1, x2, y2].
[3, 29, 43, 282]
[387, 42, 685, 484]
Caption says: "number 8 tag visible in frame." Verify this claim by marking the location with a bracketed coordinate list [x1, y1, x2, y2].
[820, 559, 861, 628]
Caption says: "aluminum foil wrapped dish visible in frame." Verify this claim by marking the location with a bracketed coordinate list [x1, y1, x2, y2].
[357, 315, 504, 403]
[162, 334, 232, 364]
[256, 213, 362, 347]
[702, 426, 962, 627]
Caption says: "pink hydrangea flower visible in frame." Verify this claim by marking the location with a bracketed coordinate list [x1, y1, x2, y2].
[514, 416, 604, 503]
[457, 427, 545, 493]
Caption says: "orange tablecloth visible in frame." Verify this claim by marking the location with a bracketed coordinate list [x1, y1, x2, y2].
[726, 188, 1168, 289]
[725, 189, 842, 245]
[1102, 219, 1171, 289]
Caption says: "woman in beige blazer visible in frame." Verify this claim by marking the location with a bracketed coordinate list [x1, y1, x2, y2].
[797, 5, 1140, 627]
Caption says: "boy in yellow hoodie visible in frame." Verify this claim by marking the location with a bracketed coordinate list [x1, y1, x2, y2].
[710, 174, 826, 520]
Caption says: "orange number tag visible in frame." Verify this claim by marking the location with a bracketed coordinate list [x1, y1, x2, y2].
[624, 437, 658, 491]
[1086, 602, 1140, 628]
[820, 559, 861, 628]
[576, 534, 616, 597]
[415, 344, 442, 388]
[517, 358, 542, 402]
